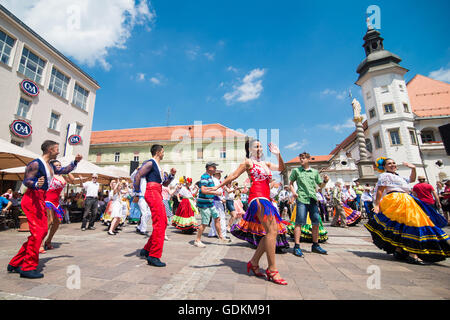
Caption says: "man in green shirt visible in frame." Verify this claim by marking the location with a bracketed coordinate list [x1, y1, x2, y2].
[289, 152, 329, 257]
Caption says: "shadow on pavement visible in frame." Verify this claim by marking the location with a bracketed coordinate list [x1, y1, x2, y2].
[36, 255, 74, 272]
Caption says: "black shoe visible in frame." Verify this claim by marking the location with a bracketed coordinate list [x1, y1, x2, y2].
[7, 264, 20, 273]
[135, 228, 147, 235]
[312, 244, 328, 255]
[81, 228, 86, 231]
[406, 256, 426, 265]
[20, 269, 44, 279]
[140, 248, 149, 257]
[147, 256, 166, 267]
[88, 226, 96, 230]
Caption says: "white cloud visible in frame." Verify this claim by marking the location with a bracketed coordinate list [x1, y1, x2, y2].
[285, 139, 308, 151]
[150, 77, 161, 85]
[227, 66, 238, 73]
[428, 67, 450, 83]
[320, 88, 348, 100]
[204, 52, 215, 61]
[223, 68, 266, 104]
[0, 0, 155, 70]
[318, 114, 367, 133]
[137, 73, 146, 81]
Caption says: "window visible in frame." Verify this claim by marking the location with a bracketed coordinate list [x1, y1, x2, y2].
[399, 84, 405, 92]
[73, 83, 89, 110]
[49, 67, 70, 98]
[17, 97, 31, 118]
[49, 112, 60, 131]
[0, 29, 15, 65]
[366, 91, 371, 100]
[114, 152, 120, 162]
[197, 148, 203, 160]
[384, 104, 395, 114]
[421, 130, 435, 143]
[381, 85, 389, 93]
[365, 139, 373, 153]
[11, 139, 24, 147]
[374, 133, 382, 149]
[409, 129, 417, 145]
[403, 103, 410, 113]
[96, 153, 102, 163]
[133, 155, 139, 162]
[18, 47, 46, 83]
[389, 129, 401, 145]
[220, 147, 226, 159]
[369, 108, 376, 119]
[75, 124, 83, 136]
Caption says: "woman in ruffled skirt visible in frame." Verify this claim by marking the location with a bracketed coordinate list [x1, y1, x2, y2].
[365, 157, 450, 264]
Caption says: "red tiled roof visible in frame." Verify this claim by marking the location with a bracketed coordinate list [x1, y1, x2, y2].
[407, 74, 450, 117]
[287, 155, 332, 164]
[90, 123, 245, 145]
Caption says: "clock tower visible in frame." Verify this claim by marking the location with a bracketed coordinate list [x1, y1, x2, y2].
[355, 23, 423, 178]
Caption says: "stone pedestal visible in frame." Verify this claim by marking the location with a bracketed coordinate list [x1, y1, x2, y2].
[356, 160, 378, 186]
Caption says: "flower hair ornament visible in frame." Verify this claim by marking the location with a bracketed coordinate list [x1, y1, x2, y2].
[179, 176, 185, 184]
[186, 177, 192, 184]
[375, 157, 387, 173]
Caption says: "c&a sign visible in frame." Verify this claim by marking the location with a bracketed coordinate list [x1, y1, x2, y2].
[68, 134, 82, 145]
[10, 120, 32, 138]
[20, 79, 39, 97]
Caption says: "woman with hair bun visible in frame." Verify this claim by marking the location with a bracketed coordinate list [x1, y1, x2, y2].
[208, 139, 289, 285]
[365, 157, 450, 264]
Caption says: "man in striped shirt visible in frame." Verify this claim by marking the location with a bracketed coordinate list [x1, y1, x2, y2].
[194, 162, 231, 248]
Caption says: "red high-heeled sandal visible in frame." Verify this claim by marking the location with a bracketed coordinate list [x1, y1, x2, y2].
[39, 247, 46, 254]
[247, 261, 265, 277]
[265, 269, 288, 285]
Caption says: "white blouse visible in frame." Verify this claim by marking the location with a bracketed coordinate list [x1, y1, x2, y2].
[376, 172, 411, 197]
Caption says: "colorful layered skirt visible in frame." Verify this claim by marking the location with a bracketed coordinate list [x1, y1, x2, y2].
[230, 198, 289, 250]
[365, 192, 450, 262]
[172, 198, 199, 232]
[286, 205, 328, 243]
[128, 202, 141, 223]
[333, 203, 362, 226]
[45, 201, 65, 222]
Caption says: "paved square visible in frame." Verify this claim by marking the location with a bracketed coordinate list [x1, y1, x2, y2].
[0, 218, 449, 300]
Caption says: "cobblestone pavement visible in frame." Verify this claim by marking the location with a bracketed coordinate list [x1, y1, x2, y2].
[0, 217, 449, 300]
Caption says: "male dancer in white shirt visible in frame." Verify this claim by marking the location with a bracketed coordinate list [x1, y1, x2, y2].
[131, 167, 151, 235]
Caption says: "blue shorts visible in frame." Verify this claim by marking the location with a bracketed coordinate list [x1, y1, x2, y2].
[225, 200, 235, 212]
[295, 199, 320, 226]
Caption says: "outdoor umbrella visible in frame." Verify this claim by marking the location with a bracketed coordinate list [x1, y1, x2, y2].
[57, 156, 118, 185]
[0, 138, 39, 170]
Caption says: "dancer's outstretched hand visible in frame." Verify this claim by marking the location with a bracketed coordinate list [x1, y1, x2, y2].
[268, 143, 280, 155]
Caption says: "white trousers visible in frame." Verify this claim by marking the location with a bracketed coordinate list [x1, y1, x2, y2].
[208, 200, 227, 238]
[137, 197, 152, 232]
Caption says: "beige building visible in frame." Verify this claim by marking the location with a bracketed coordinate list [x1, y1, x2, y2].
[89, 123, 249, 185]
[0, 5, 100, 157]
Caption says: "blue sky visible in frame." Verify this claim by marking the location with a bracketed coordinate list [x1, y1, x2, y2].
[2, 0, 449, 162]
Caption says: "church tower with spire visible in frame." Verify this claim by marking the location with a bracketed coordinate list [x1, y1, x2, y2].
[355, 21, 423, 176]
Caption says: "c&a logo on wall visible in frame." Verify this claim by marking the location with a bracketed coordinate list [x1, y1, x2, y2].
[10, 120, 32, 138]
[68, 134, 82, 145]
[20, 79, 40, 97]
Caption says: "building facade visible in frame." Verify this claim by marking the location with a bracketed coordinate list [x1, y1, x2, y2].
[0, 5, 100, 157]
[286, 24, 449, 188]
[88, 123, 249, 185]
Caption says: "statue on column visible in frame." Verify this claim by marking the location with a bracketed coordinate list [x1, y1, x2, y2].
[351, 98, 364, 123]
